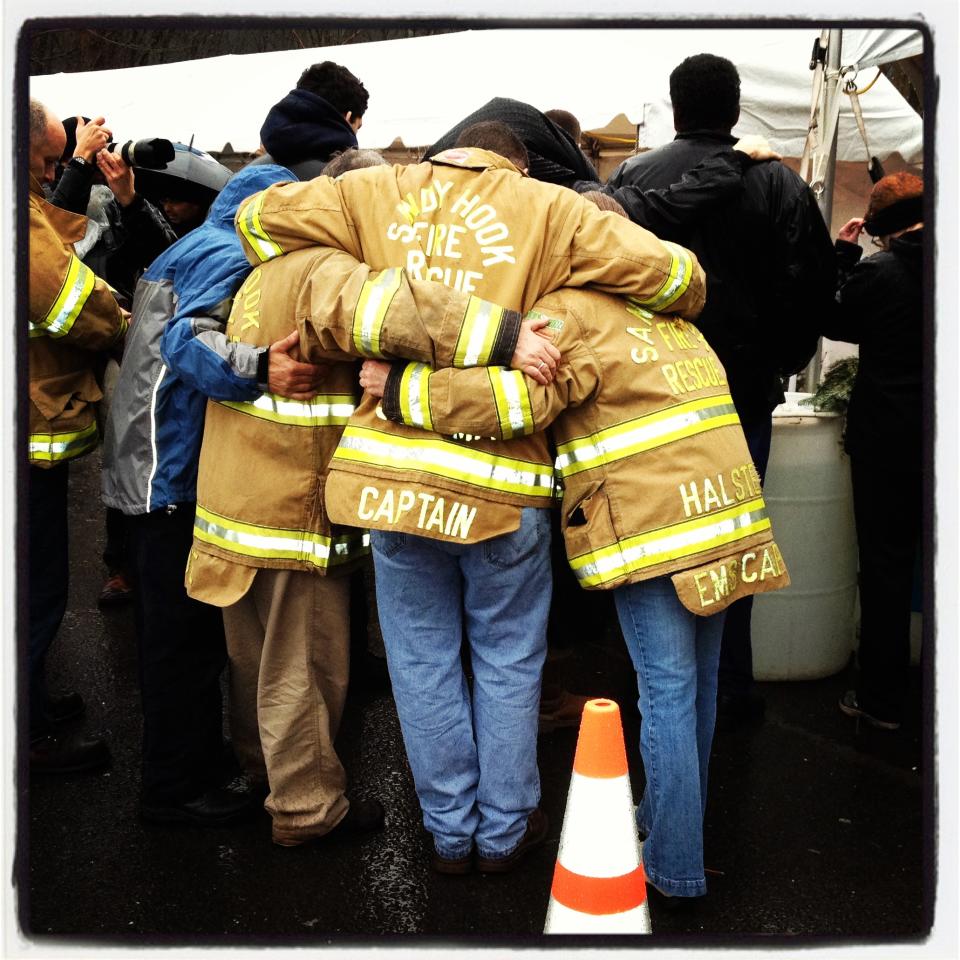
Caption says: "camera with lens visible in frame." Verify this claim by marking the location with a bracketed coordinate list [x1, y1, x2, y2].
[106, 138, 176, 170]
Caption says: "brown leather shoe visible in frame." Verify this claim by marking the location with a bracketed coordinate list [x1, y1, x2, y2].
[98, 572, 133, 607]
[476, 808, 549, 874]
[431, 848, 474, 875]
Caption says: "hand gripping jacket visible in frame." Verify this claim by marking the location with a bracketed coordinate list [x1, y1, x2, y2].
[233, 148, 706, 542]
[379, 286, 790, 614]
[28, 175, 129, 468]
[186, 244, 533, 603]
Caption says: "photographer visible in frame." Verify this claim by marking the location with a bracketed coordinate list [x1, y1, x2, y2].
[49, 116, 177, 307]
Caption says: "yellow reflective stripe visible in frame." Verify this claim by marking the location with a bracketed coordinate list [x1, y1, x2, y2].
[333, 425, 555, 498]
[352, 268, 403, 358]
[194, 505, 369, 569]
[489, 368, 534, 439]
[453, 297, 504, 367]
[556, 396, 739, 476]
[40, 256, 95, 337]
[28, 421, 98, 462]
[29, 323, 46, 338]
[398, 363, 434, 431]
[218, 393, 355, 427]
[629, 242, 693, 312]
[569, 499, 770, 587]
[237, 192, 284, 263]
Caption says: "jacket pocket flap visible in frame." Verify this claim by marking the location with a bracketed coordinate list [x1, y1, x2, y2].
[29, 369, 103, 423]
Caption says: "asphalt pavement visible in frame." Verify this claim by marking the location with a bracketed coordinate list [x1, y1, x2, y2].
[16, 452, 932, 948]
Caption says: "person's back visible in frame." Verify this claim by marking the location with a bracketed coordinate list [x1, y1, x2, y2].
[616, 134, 831, 418]
[609, 56, 833, 421]
[251, 60, 368, 179]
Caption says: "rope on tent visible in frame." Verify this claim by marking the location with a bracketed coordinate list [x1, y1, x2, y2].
[844, 70, 885, 183]
[846, 67, 883, 96]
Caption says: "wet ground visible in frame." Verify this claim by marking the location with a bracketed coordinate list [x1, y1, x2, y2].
[15, 453, 933, 949]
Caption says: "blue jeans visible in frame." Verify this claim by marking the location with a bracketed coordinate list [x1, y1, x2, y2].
[371, 507, 550, 861]
[614, 575, 726, 897]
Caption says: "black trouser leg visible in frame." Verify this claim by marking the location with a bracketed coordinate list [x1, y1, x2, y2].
[718, 412, 772, 698]
[27, 463, 71, 735]
[850, 454, 921, 721]
[102, 506, 127, 574]
[126, 504, 227, 803]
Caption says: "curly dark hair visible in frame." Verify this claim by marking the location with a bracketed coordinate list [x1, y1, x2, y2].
[297, 61, 369, 119]
[669, 54, 741, 132]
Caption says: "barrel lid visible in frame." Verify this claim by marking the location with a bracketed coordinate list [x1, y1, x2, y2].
[772, 392, 841, 420]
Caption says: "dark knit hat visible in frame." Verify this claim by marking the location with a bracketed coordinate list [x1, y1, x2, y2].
[863, 172, 923, 237]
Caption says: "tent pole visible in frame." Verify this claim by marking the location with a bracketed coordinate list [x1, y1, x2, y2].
[807, 27, 842, 389]
[817, 28, 843, 230]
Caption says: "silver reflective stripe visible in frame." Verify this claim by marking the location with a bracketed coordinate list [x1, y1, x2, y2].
[43, 257, 94, 337]
[462, 299, 496, 367]
[28, 422, 98, 461]
[497, 369, 529, 434]
[337, 429, 554, 496]
[194, 508, 370, 568]
[404, 363, 429, 429]
[356, 269, 401, 357]
[220, 393, 356, 426]
[556, 401, 737, 474]
[632, 242, 692, 312]
[238, 194, 283, 262]
[573, 505, 769, 583]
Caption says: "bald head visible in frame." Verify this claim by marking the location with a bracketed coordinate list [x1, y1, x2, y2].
[29, 99, 66, 185]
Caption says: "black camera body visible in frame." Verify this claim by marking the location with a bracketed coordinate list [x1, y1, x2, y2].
[107, 138, 175, 170]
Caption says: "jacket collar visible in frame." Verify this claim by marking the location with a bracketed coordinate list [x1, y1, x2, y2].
[674, 130, 738, 146]
[429, 147, 523, 175]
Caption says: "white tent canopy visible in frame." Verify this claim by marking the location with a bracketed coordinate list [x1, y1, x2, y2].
[29, 27, 923, 164]
[842, 27, 923, 70]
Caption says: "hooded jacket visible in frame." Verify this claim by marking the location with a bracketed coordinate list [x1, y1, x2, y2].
[425, 96, 598, 186]
[250, 89, 358, 181]
[101, 163, 294, 514]
[28, 174, 128, 468]
[233, 147, 706, 542]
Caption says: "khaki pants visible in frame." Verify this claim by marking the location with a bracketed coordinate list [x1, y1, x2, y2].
[223, 568, 350, 834]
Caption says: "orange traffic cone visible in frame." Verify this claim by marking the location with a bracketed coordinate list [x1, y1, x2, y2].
[544, 698, 650, 933]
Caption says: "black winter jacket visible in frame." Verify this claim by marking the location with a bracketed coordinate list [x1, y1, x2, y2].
[821, 229, 924, 464]
[607, 131, 836, 419]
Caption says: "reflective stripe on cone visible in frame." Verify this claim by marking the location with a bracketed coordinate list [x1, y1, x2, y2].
[544, 698, 651, 934]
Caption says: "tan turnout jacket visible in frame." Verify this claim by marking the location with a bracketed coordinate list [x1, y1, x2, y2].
[28, 175, 128, 467]
[188, 244, 535, 603]
[380, 287, 790, 614]
[234, 147, 706, 543]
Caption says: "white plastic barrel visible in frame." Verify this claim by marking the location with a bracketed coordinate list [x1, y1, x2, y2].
[751, 393, 858, 680]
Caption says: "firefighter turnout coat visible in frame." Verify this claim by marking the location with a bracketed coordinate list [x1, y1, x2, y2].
[186, 243, 536, 603]
[28, 174, 128, 467]
[379, 286, 790, 614]
[234, 147, 706, 542]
